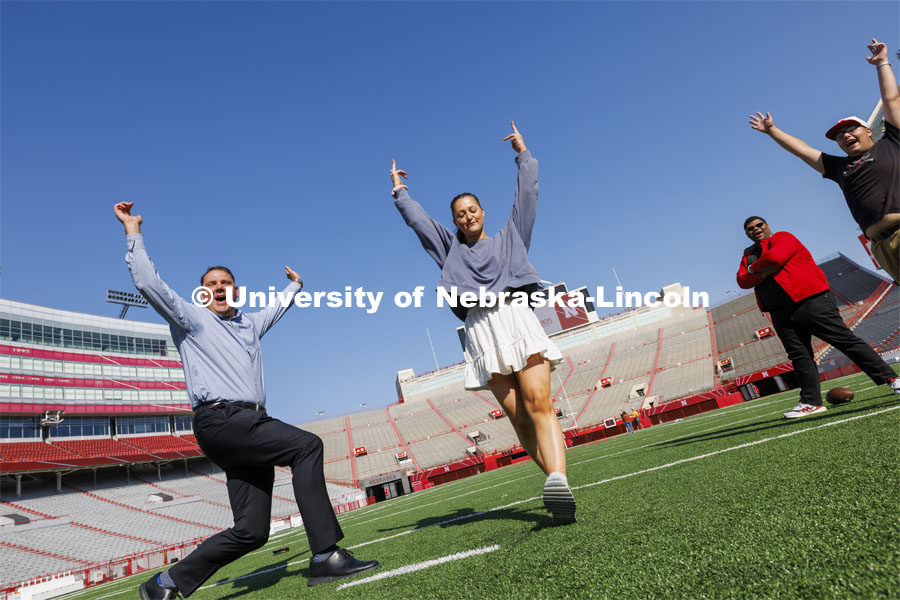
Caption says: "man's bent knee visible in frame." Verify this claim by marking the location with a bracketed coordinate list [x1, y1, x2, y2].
[231, 526, 269, 552]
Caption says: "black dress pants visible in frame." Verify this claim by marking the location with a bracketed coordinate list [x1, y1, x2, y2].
[168, 402, 344, 596]
[770, 291, 895, 406]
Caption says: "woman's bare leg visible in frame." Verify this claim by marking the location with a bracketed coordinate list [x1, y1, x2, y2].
[486, 372, 548, 473]
[515, 354, 566, 476]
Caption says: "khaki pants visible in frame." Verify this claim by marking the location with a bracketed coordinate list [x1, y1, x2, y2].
[871, 228, 900, 284]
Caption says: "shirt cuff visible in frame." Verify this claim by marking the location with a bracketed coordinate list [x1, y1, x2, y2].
[515, 149, 533, 164]
[126, 233, 145, 251]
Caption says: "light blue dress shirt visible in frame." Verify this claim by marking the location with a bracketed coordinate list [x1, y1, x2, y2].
[125, 234, 301, 408]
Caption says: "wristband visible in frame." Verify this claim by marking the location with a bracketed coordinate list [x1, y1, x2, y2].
[877, 62, 891, 69]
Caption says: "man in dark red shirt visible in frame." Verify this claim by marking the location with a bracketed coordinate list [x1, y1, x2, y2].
[736, 217, 899, 418]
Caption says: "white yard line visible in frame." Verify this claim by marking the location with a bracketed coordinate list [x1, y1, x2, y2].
[335, 544, 501, 590]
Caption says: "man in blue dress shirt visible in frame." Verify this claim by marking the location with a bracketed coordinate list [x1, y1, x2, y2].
[114, 202, 379, 598]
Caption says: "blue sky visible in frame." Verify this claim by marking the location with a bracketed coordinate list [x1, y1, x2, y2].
[2, 1, 897, 424]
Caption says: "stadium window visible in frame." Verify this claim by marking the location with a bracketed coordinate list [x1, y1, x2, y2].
[0, 417, 40, 439]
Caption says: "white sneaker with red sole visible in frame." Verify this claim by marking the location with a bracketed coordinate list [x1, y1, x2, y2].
[784, 403, 827, 419]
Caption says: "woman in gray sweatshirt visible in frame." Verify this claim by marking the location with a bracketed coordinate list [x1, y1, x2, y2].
[390, 121, 576, 525]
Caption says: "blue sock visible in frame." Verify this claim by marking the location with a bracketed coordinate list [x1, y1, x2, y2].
[157, 571, 176, 589]
[312, 545, 338, 562]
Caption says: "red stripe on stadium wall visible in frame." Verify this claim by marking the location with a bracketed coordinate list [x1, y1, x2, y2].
[346, 416, 358, 484]
[707, 311, 721, 388]
[0, 402, 191, 414]
[551, 355, 575, 401]
[385, 408, 421, 473]
[574, 342, 616, 422]
[645, 328, 664, 395]
[426, 399, 473, 444]
[0, 344, 183, 368]
[724, 362, 794, 386]
[0, 373, 186, 390]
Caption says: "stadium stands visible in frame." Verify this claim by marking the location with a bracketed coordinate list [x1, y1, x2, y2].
[117, 435, 200, 454]
[1, 442, 80, 462]
[51, 438, 147, 458]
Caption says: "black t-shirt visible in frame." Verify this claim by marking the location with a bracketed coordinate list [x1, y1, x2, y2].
[822, 120, 900, 233]
[747, 243, 793, 312]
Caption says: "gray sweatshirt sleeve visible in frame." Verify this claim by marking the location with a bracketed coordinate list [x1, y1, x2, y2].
[508, 149, 538, 251]
[244, 281, 302, 338]
[124, 234, 197, 332]
[394, 188, 455, 268]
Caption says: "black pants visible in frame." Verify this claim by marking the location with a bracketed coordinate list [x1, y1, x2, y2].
[168, 402, 343, 596]
[770, 291, 895, 406]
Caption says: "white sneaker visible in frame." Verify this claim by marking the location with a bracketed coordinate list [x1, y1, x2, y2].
[784, 403, 827, 419]
[542, 473, 576, 525]
[889, 378, 900, 396]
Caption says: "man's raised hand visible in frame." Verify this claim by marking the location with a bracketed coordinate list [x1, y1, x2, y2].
[749, 111, 775, 134]
[503, 120, 527, 153]
[866, 38, 889, 66]
[114, 202, 142, 234]
[284, 266, 302, 286]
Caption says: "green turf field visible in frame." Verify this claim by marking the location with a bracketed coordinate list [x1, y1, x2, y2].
[56, 369, 900, 599]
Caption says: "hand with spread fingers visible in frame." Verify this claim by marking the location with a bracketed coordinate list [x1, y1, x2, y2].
[503, 120, 527, 154]
[749, 111, 774, 135]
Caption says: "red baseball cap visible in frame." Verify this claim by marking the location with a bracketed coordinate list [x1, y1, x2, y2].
[825, 116, 869, 140]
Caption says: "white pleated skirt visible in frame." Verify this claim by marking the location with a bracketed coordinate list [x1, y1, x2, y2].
[463, 303, 564, 390]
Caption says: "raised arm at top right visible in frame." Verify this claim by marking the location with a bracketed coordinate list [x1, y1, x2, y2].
[749, 111, 825, 174]
[867, 38, 900, 128]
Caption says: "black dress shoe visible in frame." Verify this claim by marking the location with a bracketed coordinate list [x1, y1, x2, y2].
[307, 548, 380, 586]
[139, 573, 180, 600]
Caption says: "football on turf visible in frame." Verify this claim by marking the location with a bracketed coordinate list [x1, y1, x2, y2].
[825, 387, 854, 405]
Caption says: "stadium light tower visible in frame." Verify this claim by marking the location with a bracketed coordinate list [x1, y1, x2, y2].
[106, 289, 148, 318]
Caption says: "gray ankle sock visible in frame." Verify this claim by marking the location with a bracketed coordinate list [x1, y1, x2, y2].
[158, 570, 176, 589]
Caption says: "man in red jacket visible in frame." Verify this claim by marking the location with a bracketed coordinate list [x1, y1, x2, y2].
[736, 217, 899, 418]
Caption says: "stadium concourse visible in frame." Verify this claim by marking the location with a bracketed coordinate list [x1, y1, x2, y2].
[1, 253, 898, 598]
